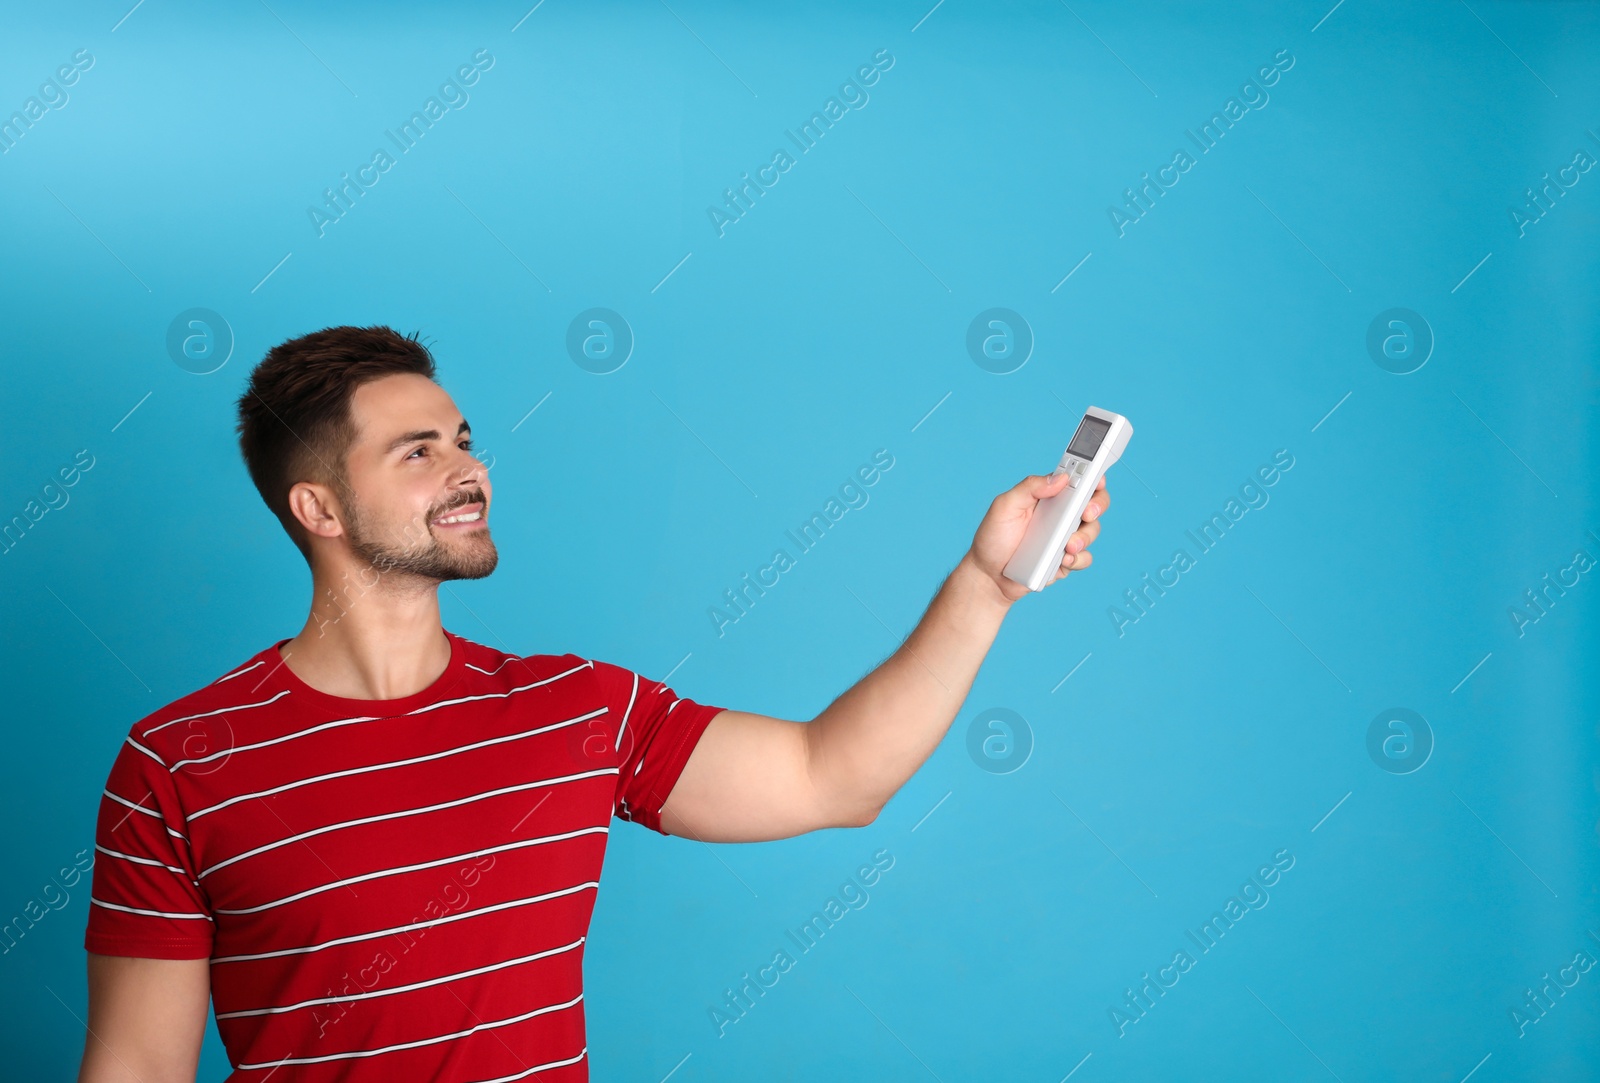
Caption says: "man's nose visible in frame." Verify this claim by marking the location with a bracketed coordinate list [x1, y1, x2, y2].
[453, 446, 487, 486]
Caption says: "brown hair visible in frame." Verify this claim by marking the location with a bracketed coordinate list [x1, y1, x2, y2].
[235, 325, 437, 562]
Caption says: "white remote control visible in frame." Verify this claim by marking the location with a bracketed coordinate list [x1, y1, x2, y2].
[1002, 406, 1133, 592]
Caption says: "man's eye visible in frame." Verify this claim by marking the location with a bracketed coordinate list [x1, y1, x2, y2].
[407, 441, 472, 459]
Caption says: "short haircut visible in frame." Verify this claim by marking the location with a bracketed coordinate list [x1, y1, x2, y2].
[235, 325, 436, 562]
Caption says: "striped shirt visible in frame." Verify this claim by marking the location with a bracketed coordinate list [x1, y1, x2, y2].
[85, 630, 725, 1081]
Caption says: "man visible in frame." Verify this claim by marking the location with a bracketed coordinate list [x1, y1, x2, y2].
[79, 325, 1109, 1081]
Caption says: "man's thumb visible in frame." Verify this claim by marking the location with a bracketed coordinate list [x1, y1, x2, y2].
[1000, 470, 1070, 511]
[1031, 470, 1072, 496]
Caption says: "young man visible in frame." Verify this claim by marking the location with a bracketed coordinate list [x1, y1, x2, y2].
[79, 325, 1109, 1082]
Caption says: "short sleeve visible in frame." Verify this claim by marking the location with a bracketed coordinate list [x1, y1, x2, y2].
[84, 734, 214, 959]
[587, 659, 725, 835]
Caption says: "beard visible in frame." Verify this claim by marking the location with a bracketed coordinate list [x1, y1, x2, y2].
[343, 486, 498, 583]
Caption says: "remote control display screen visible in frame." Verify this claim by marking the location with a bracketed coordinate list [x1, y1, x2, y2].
[1067, 416, 1111, 459]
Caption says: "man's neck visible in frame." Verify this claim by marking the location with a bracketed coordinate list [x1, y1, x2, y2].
[278, 573, 452, 701]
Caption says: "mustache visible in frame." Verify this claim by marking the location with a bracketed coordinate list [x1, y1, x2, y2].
[433, 489, 487, 519]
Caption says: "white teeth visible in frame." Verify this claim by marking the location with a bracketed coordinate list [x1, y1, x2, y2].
[436, 510, 482, 525]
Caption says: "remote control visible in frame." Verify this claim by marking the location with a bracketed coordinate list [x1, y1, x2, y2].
[1002, 407, 1133, 592]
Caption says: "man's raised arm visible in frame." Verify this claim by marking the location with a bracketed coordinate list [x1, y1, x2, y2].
[659, 470, 1108, 843]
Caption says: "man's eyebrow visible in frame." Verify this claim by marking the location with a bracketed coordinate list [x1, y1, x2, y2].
[384, 419, 471, 454]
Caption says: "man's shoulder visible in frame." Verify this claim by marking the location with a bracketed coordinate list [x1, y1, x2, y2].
[450, 632, 595, 687]
[450, 636, 666, 727]
[118, 642, 288, 761]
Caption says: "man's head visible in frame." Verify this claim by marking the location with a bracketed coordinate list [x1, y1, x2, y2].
[235, 325, 496, 584]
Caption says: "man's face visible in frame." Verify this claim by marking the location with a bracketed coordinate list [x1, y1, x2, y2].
[336, 373, 497, 582]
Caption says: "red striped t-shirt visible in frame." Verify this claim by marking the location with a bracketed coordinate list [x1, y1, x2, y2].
[85, 630, 725, 1081]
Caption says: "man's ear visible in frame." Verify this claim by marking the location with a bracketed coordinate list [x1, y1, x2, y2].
[287, 481, 346, 542]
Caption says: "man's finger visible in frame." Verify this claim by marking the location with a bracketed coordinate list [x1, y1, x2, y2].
[1066, 517, 1101, 555]
[1054, 546, 1094, 582]
[1001, 470, 1072, 509]
[1082, 481, 1111, 521]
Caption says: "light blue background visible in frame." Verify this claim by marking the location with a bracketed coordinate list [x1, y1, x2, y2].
[2, 1, 1597, 1079]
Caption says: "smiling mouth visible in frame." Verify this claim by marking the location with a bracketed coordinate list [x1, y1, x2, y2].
[433, 501, 486, 528]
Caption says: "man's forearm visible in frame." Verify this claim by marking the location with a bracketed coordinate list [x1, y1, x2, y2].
[804, 550, 1013, 823]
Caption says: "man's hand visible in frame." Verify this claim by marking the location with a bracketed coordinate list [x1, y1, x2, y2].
[658, 468, 1112, 843]
[967, 470, 1110, 604]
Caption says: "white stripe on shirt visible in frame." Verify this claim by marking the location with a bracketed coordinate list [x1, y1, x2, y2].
[104, 789, 159, 819]
[125, 736, 166, 768]
[91, 897, 211, 921]
[171, 662, 593, 772]
[170, 711, 380, 771]
[211, 881, 599, 963]
[464, 1047, 588, 1083]
[214, 659, 266, 684]
[213, 826, 609, 915]
[616, 671, 639, 753]
[141, 690, 291, 737]
[464, 657, 518, 676]
[214, 936, 585, 1018]
[465, 654, 591, 679]
[408, 661, 595, 717]
[631, 697, 683, 778]
[102, 790, 191, 844]
[95, 844, 189, 878]
[187, 709, 604, 822]
[199, 768, 618, 878]
[235, 993, 583, 1068]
